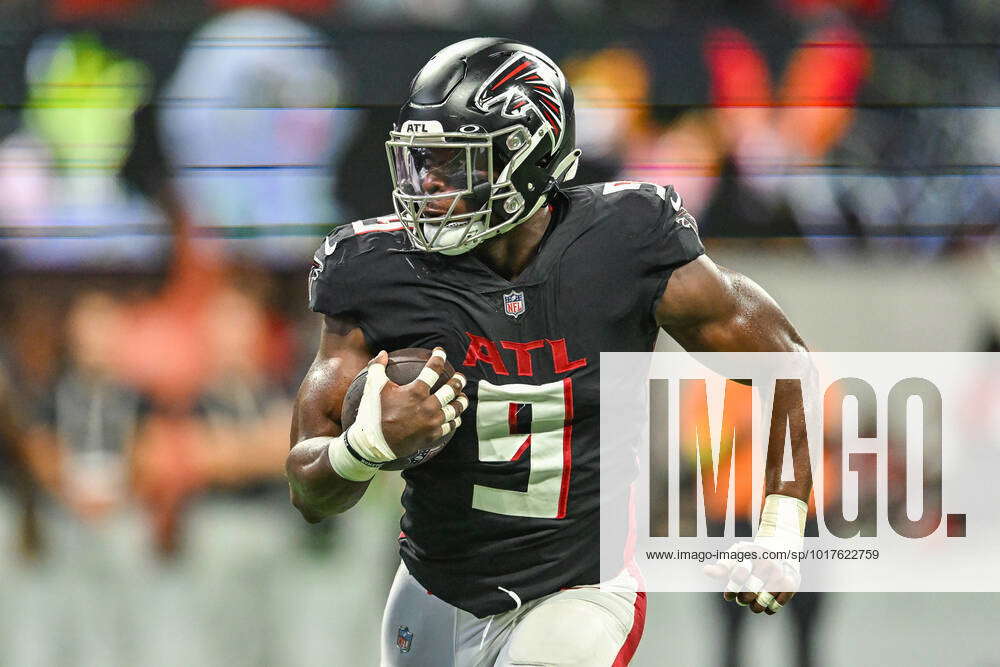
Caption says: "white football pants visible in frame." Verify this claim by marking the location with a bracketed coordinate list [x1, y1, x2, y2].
[380, 562, 645, 666]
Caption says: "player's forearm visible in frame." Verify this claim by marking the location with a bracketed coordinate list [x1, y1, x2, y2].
[669, 264, 813, 502]
[750, 295, 812, 503]
[763, 377, 813, 504]
[287, 342, 373, 521]
[750, 311, 813, 504]
[286, 437, 371, 521]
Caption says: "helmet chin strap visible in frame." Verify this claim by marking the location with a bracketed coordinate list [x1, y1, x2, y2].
[552, 149, 582, 183]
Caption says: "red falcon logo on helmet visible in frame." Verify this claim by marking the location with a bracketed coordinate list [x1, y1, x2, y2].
[474, 52, 565, 148]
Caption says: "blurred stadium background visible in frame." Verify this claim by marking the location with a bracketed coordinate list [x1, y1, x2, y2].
[0, 0, 996, 665]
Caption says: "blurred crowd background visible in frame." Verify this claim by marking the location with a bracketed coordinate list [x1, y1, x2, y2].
[0, 0, 997, 665]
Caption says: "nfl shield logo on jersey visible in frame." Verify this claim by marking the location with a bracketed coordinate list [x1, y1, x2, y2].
[396, 625, 413, 653]
[503, 290, 526, 319]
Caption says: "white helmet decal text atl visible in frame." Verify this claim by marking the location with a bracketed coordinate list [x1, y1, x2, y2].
[473, 52, 566, 150]
[400, 120, 445, 134]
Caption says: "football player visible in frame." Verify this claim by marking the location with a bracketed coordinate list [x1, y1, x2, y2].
[286, 38, 812, 666]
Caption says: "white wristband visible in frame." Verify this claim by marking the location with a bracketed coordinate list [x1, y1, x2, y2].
[326, 431, 380, 482]
[757, 494, 808, 551]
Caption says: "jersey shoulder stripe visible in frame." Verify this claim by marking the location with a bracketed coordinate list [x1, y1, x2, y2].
[312, 214, 406, 264]
[599, 180, 669, 202]
[563, 181, 680, 219]
[351, 214, 405, 236]
[563, 181, 691, 232]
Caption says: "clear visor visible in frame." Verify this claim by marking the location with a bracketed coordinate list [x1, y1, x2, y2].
[385, 128, 524, 253]
[390, 145, 490, 198]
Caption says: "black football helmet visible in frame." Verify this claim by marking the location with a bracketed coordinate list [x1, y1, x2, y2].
[386, 37, 580, 255]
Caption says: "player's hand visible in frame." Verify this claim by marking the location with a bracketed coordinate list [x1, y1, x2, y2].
[348, 347, 468, 462]
[704, 494, 807, 615]
[704, 541, 800, 615]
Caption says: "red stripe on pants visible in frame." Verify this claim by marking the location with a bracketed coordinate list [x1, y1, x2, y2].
[612, 591, 647, 666]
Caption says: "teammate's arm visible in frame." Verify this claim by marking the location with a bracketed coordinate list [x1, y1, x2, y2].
[657, 254, 812, 614]
[286, 315, 468, 523]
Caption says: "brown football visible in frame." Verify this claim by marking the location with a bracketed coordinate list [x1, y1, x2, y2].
[340, 348, 458, 471]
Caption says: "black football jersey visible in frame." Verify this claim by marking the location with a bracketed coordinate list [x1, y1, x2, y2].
[308, 182, 704, 617]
